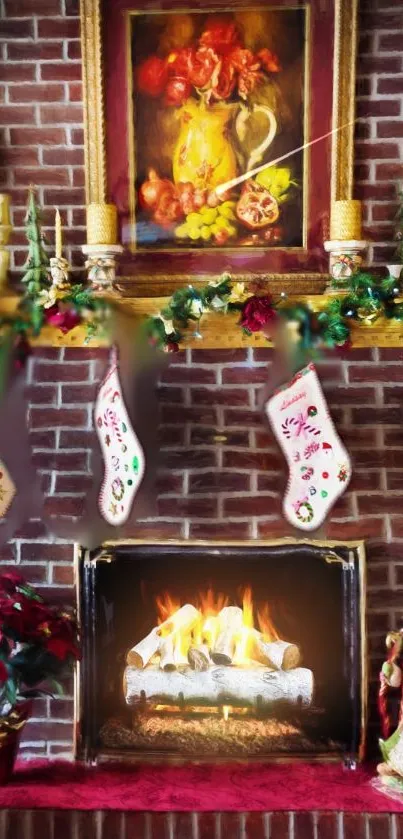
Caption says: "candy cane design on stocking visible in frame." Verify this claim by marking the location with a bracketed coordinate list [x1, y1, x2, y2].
[94, 352, 145, 526]
[264, 363, 351, 531]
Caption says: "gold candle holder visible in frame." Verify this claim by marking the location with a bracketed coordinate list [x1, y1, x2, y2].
[86, 203, 118, 246]
[330, 200, 362, 241]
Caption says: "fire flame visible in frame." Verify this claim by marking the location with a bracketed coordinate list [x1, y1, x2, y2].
[155, 586, 280, 667]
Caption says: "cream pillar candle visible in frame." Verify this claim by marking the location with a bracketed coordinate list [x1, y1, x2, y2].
[0, 195, 11, 226]
[55, 208, 62, 258]
[86, 203, 118, 246]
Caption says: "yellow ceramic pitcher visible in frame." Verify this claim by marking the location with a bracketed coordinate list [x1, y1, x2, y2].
[172, 98, 277, 190]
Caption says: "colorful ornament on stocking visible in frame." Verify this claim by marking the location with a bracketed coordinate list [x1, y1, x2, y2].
[94, 350, 145, 525]
[0, 460, 16, 518]
[264, 363, 351, 531]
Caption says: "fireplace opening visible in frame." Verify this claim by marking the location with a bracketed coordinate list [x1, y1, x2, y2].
[77, 540, 366, 763]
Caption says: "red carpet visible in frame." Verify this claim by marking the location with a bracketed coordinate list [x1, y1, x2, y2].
[0, 760, 398, 812]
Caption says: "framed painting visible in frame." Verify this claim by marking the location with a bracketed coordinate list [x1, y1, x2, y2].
[80, 0, 358, 286]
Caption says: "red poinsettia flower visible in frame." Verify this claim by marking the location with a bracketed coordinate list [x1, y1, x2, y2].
[239, 295, 277, 333]
[199, 17, 241, 56]
[46, 637, 79, 662]
[44, 305, 81, 334]
[0, 660, 7, 685]
[257, 48, 281, 73]
[0, 572, 26, 594]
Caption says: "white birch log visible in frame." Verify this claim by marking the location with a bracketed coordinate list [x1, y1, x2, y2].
[188, 644, 211, 671]
[211, 606, 244, 665]
[127, 604, 200, 667]
[251, 633, 301, 671]
[124, 664, 314, 708]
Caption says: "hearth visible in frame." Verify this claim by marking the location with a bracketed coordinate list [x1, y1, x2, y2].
[76, 540, 366, 764]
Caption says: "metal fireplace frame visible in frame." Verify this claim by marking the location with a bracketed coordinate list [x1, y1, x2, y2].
[73, 538, 367, 766]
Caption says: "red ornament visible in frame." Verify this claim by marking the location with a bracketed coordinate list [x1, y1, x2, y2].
[322, 471, 329, 479]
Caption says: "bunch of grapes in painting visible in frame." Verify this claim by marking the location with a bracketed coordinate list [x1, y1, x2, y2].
[133, 10, 305, 249]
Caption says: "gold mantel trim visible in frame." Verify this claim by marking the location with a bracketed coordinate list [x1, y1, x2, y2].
[80, 0, 359, 223]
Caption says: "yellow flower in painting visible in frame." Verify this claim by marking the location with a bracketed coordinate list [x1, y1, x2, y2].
[228, 282, 250, 304]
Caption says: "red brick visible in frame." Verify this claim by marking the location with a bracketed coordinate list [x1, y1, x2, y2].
[357, 99, 401, 118]
[0, 62, 35, 82]
[190, 521, 250, 539]
[326, 518, 386, 540]
[49, 698, 74, 720]
[387, 472, 403, 490]
[197, 814, 218, 839]
[37, 18, 80, 38]
[21, 543, 74, 565]
[349, 365, 403, 382]
[258, 473, 286, 491]
[294, 812, 315, 838]
[44, 496, 85, 519]
[158, 386, 185, 404]
[357, 184, 397, 201]
[162, 366, 216, 384]
[378, 77, 403, 95]
[223, 450, 282, 471]
[357, 494, 403, 515]
[360, 56, 402, 74]
[40, 104, 83, 123]
[14, 520, 49, 539]
[30, 407, 88, 429]
[377, 163, 403, 181]
[269, 813, 291, 838]
[191, 387, 250, 406]
[342, 813, 366, 839]
[222, 366, 270, 384]
[149, 812, 169, 839]
[51, 565, 75, 586]
[350, 470, 382, 491]
[161, 405, 218, 425]
[356, 141, 400, 160]
[317, 813, 338, 839]
[368, 815, 391, 839]
[156, 473, 184, 495]
[125, 812, 147, 839]
[15, 167, 70, 186]
[31, 451, 88, 471]
[9, 83, 65, 103]
[0, 19, 34, 38]
[10, 126, 66, 146]
[41, 62, 82, 82]
[68, 82, 82, 102]
[224, 495, 280, 517]
[244, 813, 267, 838]
[71, 167, 85, 187]
[368, 564, 389, 587]
[159, 427, 186, 446]
[189, 471, 250, 493]
[352, 407, 402, 425]
[192, 349, 248, 363]
[67, 41, 81, 60]
[224, 408, 261, 427]
[391, 518, 403, 538]
[100, 811, 124, 838]
[379, 33, 403, 51]
[61, 384, 98, 403]
[8, 42, 63, 61]
[220, 813, 242, 837]
[43, 187, 86, 206]
[58, 429, 97, 448]
[7, 564, 48, 585]
[158, 496, 218, 517]
[24, 719, 73, 740]
[70, 128, 84, 145]
[122, 521, 182, 540]
[0, 105, 36, 124]
[190, 427, 249, 446]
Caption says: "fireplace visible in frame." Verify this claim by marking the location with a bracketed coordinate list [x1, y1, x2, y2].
[76, 540, 366, 764]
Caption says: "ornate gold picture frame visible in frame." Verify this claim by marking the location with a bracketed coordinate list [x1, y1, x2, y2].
[80, 0, 358, 289]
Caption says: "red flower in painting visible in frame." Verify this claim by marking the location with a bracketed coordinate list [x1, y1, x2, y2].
[164, 76, 192, 107]
[168, 47, 218, 91]
[199, 17, 241, 56]
[239, 295, 277, 333]
[207, 60, 236, 102]
[257, 48, 281, 73]
[137, 55, 168, 97]
[227, 48, 264, 99]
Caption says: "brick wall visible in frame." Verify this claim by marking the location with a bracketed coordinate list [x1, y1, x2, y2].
[0, 0, 403, 760]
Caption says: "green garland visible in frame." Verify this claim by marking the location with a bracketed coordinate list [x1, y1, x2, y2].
[0, 190, 109, 367]
[144, 270, 403, 354]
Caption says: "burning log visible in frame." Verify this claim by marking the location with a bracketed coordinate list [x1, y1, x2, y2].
[188, 644, 211, 671]
[124, 664, 314, 709]
[251, 633, 301, 671]
[127, 604, 200, 667]
[211, 606, 244, 665]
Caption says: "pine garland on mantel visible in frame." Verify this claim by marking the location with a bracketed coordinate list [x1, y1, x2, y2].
[144, 270, 403, 353]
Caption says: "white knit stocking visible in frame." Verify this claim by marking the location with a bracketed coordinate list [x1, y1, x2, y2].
[265, 363, 351, 531]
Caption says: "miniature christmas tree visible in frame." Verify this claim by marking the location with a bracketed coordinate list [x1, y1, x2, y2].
[20, 188, 50, 334]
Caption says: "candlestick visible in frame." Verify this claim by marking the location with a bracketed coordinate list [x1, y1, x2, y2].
[55, 208, 62, 259]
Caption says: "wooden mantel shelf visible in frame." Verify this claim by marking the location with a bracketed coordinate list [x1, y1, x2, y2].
[1, 292, 403, 349]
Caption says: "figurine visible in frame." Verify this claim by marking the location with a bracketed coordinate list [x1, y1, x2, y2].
[377, 630, 403, 778]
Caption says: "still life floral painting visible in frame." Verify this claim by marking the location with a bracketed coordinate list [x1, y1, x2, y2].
[129, 8, 306, 250]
